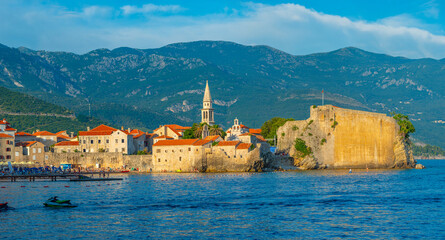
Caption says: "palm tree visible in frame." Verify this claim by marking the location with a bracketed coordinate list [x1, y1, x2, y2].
[209, 124, 224, 137]
[194, 123, 207, 138]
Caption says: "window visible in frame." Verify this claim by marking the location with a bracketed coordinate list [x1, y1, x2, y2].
[165, 159, 167, 162]
[98, 140, 101, 144]
[240, 155, 242, 158]
[38, 148, 41, 153]
[179, 157, 182, 161]
[196, 149, 198, 152]
[33, 155, 36, 160]
[91, 140, 94, 144]
[165, 150, 167, 153]
[122, 148, 125, 152]
[15, 152, 19, 157]
[158, 158, 161, 162]
[83, 140, 86, 144]
[115, 139, 118, 143]
[180, 149, 183, 152]
[188, 148, 191, 151]
[122, 139, 125, 143]
[115, 148, 118, 152]
[156, 149, 161, 153]
[33, 148, 36, 153]
[106, 139, 109, 144]
[6, 155, 11, 159]
[83, 149, 86, 152]
[172, 150, 175, 153]
[6, 148, 11, 152]
[0, 156, 3, 159]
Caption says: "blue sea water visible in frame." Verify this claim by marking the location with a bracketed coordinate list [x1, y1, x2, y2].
[0, 160, 444, 239]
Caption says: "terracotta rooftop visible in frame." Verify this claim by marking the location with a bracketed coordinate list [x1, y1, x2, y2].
[239, 133, 251, 136]
[0, 119, 9, 124]
[249, 128, 262, 134]
[0, 133, 14, 138]
[237, 143, 252, 150]
[55, 141, 79, 146]
[15, 132, 33, 136]
[153, 139, 198, 146]
[5, 126, 16, 131]
[192, 139, 211, 146]
[217, 141, 240, 146]
[15, 141, 38, 147]
[255, 135, 267, 142]
[204, 135, 221, 141]
[90, 124, 118, 132]
[240, 124, 249, 129]
[32, 131, 56, 136]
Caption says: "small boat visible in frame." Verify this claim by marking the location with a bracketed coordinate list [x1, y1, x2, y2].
[44, 197, 77, 208]
[0, 202, 8, 210]
[121, 170, 130, 173]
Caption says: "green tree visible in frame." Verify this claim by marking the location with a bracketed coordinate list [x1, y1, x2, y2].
[294, 138, 312, 157]
[261, 117, 295, 139]
[391, 112, 415, 139]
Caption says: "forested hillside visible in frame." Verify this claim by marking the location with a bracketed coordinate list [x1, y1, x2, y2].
[0, 87, 106, 133]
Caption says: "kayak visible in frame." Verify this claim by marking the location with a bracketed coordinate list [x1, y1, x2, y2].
[44, 197, 77, 208]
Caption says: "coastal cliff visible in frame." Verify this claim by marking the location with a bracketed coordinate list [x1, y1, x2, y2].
[276, 105, 416, 169]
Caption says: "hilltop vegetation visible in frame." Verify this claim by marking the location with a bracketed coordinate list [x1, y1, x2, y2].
[0, 86, 71, 115]
[0, 87, 106, 133]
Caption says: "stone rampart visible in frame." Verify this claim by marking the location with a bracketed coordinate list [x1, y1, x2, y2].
[45, 152, 153, 171]
[277, 105, 416, 169]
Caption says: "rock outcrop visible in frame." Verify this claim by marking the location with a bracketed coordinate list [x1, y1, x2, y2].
[277, 105, 416, 169]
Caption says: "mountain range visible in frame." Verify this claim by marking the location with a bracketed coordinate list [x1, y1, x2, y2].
[0, 41, 444, 147]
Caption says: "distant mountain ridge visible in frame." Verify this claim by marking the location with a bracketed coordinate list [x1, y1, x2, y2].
[0, 41, 444, 147]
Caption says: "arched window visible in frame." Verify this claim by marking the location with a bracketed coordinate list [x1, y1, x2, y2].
[6, 155, 11, 159]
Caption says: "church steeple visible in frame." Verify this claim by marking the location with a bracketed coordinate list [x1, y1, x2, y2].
[201, 80, 215, 125]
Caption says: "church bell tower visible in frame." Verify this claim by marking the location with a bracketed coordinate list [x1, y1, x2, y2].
[201, 80, 215, 125]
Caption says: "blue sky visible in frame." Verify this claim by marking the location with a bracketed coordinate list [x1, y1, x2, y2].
[1, 0, 445, 58]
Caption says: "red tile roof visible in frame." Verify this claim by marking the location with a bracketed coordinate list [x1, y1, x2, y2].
[249, 128, 262, 134]
[32, 131, 56, 136]
[240, 124, 249, 129]
[15, 132, 33, 136]
[55, 141, 79, 146]
[239, 133, 251, 136]
[217, 141, 240, 146]
[192, 139, 211, 146]
[0, 119, 9, 124]
[153, 139, 198, 146]
[15, 141, 38, 147]
[255, 135, 267, 142]
[56, 131, 67, 135]
[5, 126, 16, 131]
[0, 133, 14, 138]
[237, 143, 252, 150]
[204, 135, 221, 141]
[57, 135, 72, 140]
[90, 124, 117, 132]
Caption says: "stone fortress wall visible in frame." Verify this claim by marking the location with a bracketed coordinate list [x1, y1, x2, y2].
[277, 105, 416, 169]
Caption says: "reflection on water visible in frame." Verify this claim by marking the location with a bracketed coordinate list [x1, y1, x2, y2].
[0, 160, 444, 239]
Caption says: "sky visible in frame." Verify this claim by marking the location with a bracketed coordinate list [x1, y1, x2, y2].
[1, 0, 445, 59]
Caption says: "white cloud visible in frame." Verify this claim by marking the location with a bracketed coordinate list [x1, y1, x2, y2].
[1, 2, 445, 59]
[121, 4, 184, 15]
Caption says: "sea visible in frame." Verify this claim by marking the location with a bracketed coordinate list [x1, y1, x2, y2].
[0, 160, 444, 239]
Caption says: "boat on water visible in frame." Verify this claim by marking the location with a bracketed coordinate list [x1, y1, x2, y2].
[44, 197, 77, 208]
[0, 202, 8, 210]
